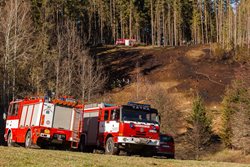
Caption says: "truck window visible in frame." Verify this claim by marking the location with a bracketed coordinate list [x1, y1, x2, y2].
[111, 109, 119, 120]
[8, 103, 19, 116]
[104, 110, 109, 120]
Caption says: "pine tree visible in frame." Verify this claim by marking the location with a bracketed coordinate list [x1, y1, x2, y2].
[221, 80, 250, 155]
[186, 94, 212, 160]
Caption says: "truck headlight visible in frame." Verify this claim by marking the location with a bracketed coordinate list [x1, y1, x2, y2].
[44, 129, 50, 134]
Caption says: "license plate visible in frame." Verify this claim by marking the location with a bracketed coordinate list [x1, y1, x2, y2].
[162, 145, 170, 148]
[140, 138, 149, 144]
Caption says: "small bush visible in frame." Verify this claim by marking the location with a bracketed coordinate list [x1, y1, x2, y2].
[211, 43, 226, 60]
[235, 45, 250, 63]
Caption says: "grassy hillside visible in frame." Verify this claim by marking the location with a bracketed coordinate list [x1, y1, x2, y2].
[0, 147, 248, 167]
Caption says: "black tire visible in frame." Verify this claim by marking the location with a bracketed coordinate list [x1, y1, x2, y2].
[25, 131, 32, 148]
[79, 136, 86, 152]
[126, 152, 132, 156]
[37, 138, 48, 149]
[7, 132, 14, 147]
[168, 154, 175, 159]
[105, 137, 119, 155]
[141, 150, 154, 157]
[37, 142, 47, 149]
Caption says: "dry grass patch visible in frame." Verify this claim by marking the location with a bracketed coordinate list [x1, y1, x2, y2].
[186, 49, 205, 60]
[202, 149, 250, 164]
[0, 147, 249, 167]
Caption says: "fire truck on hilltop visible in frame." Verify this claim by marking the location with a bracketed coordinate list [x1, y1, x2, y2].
[79, 102, 160, 156]
[4, 97, 83, 149]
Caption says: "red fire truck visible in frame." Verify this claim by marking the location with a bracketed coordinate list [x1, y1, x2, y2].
[79, 102, 160, 156]
[4, 97, 83, 149]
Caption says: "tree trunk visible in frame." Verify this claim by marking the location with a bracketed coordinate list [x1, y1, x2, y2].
[168, 4, 172, 45]
[227, 0, 231, 49]
[234, 2, 237, 48]
[100, 1, 104, 43]
[163, 2, 167, 46]
[204, 0, 208, 43]
[157, 0, 161, 46]
[113, 0, 116, 41]
[199, 0, 204, 44]
[110, 0, 113, 43]
[215, 0, 219, 43]
[129, 0, 132, 39]
[120, 10, 124, 39]
[174, 0, 177, 46]
[248, 10, 250, 50]
[151, 0, 155, 45]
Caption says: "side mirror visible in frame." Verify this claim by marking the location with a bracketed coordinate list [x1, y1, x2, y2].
[3, 113, 6, 120]
[158, 115, 161, 125]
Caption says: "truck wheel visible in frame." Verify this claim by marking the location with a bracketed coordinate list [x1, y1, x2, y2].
[126, 152, 132, 156]
[105, 137, 119, 155]
[168, 154, 175, 159]
[79, 136, 86, 152]
[25, 131, 32, 148]
[7, 132, 14, 147]
[141, 150, 154, 157]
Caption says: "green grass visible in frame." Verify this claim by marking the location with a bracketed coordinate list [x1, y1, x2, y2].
[0, 146, 249, 167]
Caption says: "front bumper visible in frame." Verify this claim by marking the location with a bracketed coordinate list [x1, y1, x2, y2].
[117, 136, 160, 146]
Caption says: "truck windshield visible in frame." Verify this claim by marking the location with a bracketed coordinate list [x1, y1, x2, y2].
[121, 106, 159, 124]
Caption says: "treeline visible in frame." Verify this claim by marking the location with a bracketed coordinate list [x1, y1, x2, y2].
[25, 0, 250, 47]
[28, 0, 250, 47]
[0, 0, 249, 108]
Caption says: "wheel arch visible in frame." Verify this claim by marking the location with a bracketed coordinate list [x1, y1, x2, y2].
[105, 134, 113, 145]
[24, 128, 32, 148]
[7, 129, 12, 135]
[80, 133, 87, 145]
[25, 128, 32, 140]
[6, 129, 12, 140]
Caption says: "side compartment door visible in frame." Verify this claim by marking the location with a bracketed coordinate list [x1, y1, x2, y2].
[40, 103, 54, 128]
[71, 108, 82, 142]
[84, 110, 99, 145]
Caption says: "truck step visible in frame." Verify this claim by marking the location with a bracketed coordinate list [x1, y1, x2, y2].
[71, 141, 79, 149]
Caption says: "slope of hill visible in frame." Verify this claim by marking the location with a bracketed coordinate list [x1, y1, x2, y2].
[95, 45, 237, 107]
[95, 45, 238, 131]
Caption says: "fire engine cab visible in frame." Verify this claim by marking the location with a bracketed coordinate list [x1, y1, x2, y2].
[80, 102, 160, 156]
[4, 97, 83, 149]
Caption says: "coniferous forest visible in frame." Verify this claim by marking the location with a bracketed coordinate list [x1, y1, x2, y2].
[0, 0, 249, 108]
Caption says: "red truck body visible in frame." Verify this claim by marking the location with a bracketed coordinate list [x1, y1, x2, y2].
[79, 102, 160, 156]
[4, 98, 83, 149]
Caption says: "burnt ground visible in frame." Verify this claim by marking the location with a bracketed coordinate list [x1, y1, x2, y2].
[94, 45, 238, 106]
